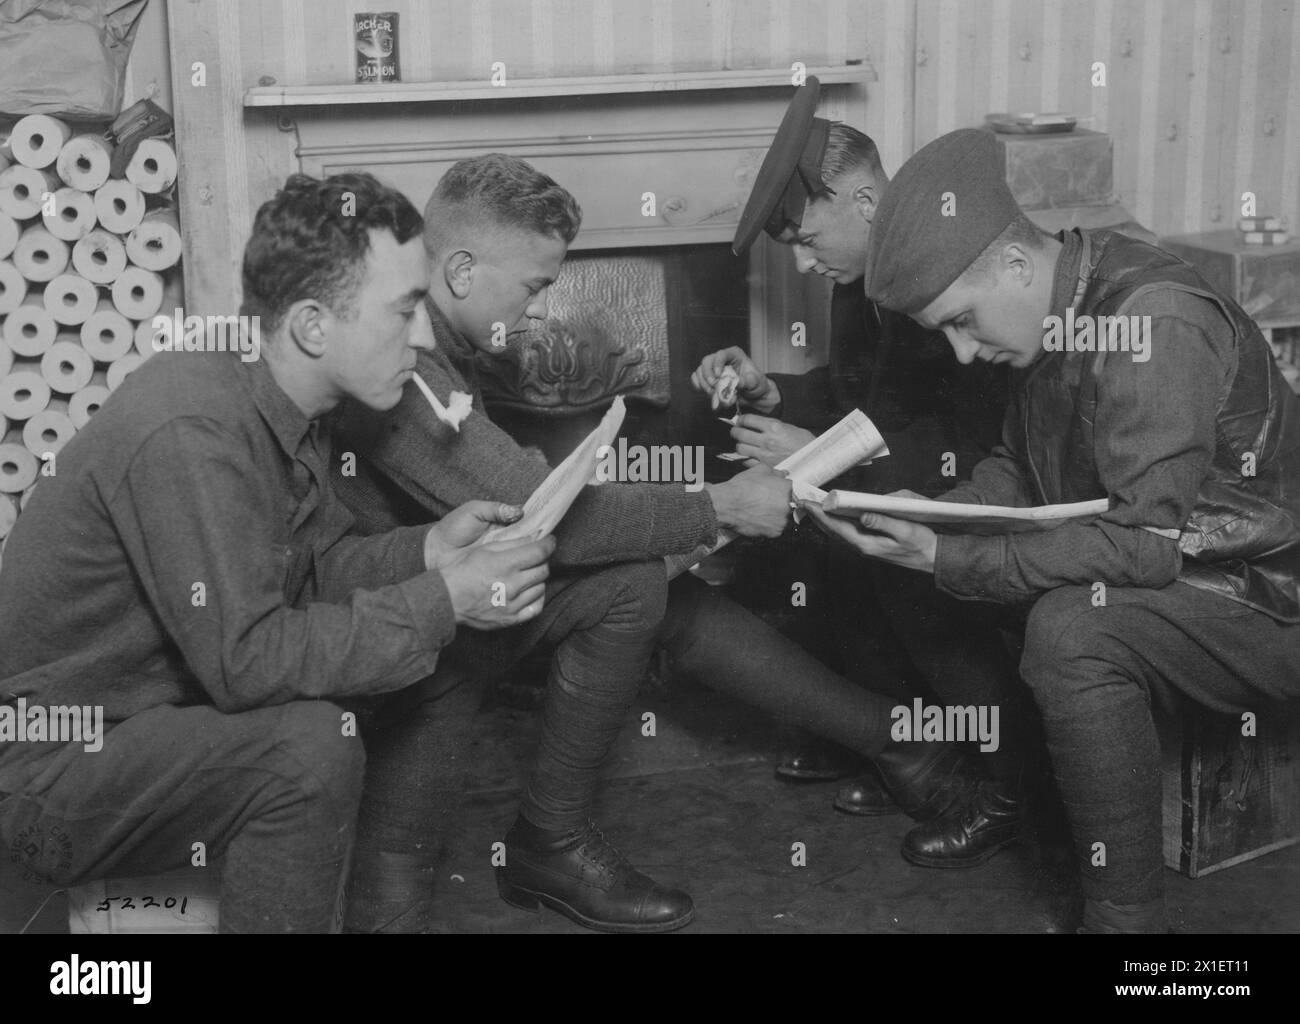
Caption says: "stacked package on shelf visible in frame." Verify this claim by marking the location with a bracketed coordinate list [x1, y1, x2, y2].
[1238, 216, 1288, 246]
[0, 105, 182, 566]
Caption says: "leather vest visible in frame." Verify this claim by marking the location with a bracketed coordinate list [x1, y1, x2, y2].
[1023, 229, 1300, 621]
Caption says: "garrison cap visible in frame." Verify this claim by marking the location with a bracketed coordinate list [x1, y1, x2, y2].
[732, 76, 834, 255]
[863, 128, 1021, 315]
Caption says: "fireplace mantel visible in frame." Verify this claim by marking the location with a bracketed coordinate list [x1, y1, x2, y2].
[252, 67, 866, 253]
[244, 65, 874, 107]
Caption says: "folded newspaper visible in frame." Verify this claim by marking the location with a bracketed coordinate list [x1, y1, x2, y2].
[803, 485, 1109, 532]
[665, 408, 890, 578]
[475, 396, 627, 546]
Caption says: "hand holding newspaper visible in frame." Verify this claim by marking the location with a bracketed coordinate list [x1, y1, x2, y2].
[474, 396, 628, 546]
[665, 408, 890, 578]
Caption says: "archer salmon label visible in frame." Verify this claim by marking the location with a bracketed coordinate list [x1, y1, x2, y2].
[355, 13, 400, 83]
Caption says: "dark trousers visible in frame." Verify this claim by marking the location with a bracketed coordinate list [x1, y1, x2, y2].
[0, 702, 364, 933]
[1020, 581, 1300, 914]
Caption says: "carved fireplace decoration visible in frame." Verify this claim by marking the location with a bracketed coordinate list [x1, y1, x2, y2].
[476, 253, 672, 416]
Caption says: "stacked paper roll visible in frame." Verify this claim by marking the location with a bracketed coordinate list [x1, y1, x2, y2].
[0, 369, 50, 421]
[82, 299, 135, 362]
[0, 213, 19, 260]
[112, 266, 163, 320]
[9, 115, 73, 169]
[0, 112, 186, 540]
[125, 209, 181, 272]
[0, 165, 60, 221]
[93, 179, 146, 234]
[69, 383, 110, 428]
[43, 274, 98, 325]
[0, 435, 39, 494]
[0, 262, 26, 316]
[12, 226, 69, 282]
[22, 404, 76, 457]
[42, 187, 98, 242]
[41, 340, 94, 394]
[56, 134, 113, 192]
[3, 301, 56, 357]
[125, 139, 178, 194]
[71, 229, 127, 284]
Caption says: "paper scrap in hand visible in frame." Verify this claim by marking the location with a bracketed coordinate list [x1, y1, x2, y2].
[476, 396, 628, 546]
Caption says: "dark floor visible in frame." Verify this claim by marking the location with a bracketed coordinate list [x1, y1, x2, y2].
[12, 670, 1299, 934]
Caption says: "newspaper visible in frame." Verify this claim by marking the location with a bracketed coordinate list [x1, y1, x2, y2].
[476, 396, 627, 546]
[811, 488, 1110, 533]
[665, 408, 889, 578]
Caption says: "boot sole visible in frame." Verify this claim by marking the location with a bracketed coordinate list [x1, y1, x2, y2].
[498, 876, 696, 934]
[900, 836, 1019, 869]
[832, 799, 901, 817]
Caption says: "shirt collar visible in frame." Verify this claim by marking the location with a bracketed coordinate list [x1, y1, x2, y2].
[1048, 228, 1086, 323]
[244, 353, 315, 458]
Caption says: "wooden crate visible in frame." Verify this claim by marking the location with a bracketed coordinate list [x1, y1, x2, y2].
[1158, 707, 1300, 878]
[1161, 231, 1300, 328]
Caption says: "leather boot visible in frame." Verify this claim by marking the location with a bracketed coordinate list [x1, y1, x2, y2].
[497, 817, 695, 933]
[871, 740, 974, 822]
[901, 779, 1021, 867]
[344, 849, 441, 934]
[832, 761, 900, 816]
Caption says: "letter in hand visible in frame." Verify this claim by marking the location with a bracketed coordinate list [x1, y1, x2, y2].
[804, 503, 938, 574]
[730, 413, 817, 467]
[707, 463, 792, 538]
[424, 500, 525, 571]
[690, 346, 780, 415]
[440, 534, 557, 630]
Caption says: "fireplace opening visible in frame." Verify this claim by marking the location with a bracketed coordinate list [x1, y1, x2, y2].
[477, 244, 750, 467]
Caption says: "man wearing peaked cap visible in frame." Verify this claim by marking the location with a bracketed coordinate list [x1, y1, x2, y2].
[814, 126, 1300, 932]
[692, 82, 1015, 825]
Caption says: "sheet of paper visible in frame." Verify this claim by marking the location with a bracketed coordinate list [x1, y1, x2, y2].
[665, 408, 890, 578]
[816, 490, 1109, 533]
[477, 396, 627, 545]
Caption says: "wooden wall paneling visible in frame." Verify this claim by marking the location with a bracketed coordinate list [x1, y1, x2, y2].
[1280, 1, 1300, 233]
[859, 0, 914, 173]
[166, 0, 246, 316]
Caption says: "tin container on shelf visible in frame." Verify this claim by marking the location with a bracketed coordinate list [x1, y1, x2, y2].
[355, 12, 400, 83]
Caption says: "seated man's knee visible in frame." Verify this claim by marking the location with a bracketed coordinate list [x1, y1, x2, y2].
[265, 701, 366, 813]
[601, 560, 669, 630]
[1021, 585, 1129, 703]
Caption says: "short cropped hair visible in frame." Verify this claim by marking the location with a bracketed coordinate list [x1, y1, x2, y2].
[241, 172, 423, 334]
[424, 153, 582, 251]
[963, 214, 1049, 279]
[821, 124, 885, 185]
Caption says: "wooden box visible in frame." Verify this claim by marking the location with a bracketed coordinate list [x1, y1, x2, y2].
[991, 127, 1114, 210]
[1161, 230, 1300, 328]
[1158, 707, 1300, 878]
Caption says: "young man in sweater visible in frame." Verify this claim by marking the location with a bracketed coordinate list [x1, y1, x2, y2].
[0, 173, 552, 932]
[330, 155, 976, 933]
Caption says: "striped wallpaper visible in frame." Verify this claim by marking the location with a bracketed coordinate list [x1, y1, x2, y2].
[142, 0, 1300, 275]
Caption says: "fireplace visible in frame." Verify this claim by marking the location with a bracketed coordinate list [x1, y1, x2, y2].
[475, 245, 749, 461]
[244, 68, 860, 454]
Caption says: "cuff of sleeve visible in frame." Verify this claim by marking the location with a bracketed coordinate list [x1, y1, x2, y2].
[395, 569, 458, 667]
[934, 533, 1006, 602]
[650, 487, 719, 555]
[390, 524, 434, 580]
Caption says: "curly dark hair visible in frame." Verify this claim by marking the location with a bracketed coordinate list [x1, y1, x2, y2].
[241, 171, 424, 334]
[424, 153, 582, 250]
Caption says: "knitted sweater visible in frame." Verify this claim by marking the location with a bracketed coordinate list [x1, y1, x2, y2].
[330, 298, 720, 568]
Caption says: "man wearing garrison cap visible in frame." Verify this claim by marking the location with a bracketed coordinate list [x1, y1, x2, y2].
[813, 126, 1300, 932]
[692, 80, 1013, 821]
